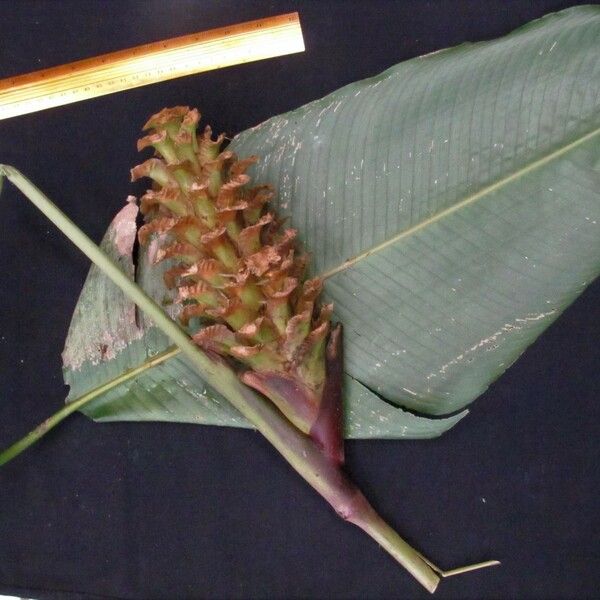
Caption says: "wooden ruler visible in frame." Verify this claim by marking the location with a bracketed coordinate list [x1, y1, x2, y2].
[0, 13, 304, 120]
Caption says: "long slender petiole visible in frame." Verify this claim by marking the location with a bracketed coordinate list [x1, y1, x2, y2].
[0, 165, 498, 592]
[0, 346, 180, 466]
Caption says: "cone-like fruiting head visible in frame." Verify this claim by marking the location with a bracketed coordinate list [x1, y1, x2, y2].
[133, 107, 343, 462]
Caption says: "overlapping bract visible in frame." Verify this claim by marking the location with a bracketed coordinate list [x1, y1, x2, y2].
[132, 107, 334, 436]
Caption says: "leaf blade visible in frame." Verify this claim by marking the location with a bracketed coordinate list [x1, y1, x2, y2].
[63, 6, 600, 429]
[63, 203, 464, 438]
[229, 6, 600, 414]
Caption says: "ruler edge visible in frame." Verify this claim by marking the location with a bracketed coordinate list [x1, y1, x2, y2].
[1, 25, 304, 104]
[0, 12, 302, 94]
[0, 42, 305, 120]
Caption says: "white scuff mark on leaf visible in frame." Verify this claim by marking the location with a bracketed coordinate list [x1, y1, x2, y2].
[428, 310, 557, 379]
[62, 202, 145, 372]
[112, 202, 138, 256]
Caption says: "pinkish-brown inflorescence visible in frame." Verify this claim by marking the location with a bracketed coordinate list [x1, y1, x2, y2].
[133, 107, 341, 457]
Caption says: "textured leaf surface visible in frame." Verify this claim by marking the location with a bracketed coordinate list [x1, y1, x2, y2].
[63, 204, 465, 438]
[231, 6, 600, 415]
[64, 6, 599, 434]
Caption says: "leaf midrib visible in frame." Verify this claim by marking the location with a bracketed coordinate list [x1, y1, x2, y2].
[70, 123, 600, 413]
[67, 345, 181, 407]
[319, 124, 600, 280]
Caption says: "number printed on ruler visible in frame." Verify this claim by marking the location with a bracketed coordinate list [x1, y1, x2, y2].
[0, 13, 304, 120]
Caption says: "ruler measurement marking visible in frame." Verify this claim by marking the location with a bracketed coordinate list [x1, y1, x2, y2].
[0, 15, 297, 91]
[2, 44, 294, 109]
[0, 14, 303, 120]
[1, 22, 296, 95]
[2, 34, 297, 105]
[3, 33, 293, 102]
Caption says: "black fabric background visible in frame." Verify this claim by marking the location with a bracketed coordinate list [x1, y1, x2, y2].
[0, 1, 599, 599]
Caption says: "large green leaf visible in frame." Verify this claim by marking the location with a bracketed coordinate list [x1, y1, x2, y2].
[63, 202, 465, 438]
[63, 6, 599, 433]
[231, 6, 600, 415]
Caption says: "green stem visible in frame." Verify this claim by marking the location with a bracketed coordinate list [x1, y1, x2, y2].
[0, 400, 79, 467]
[0, 346, 180, 466]
[0, 165, 495, 592]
